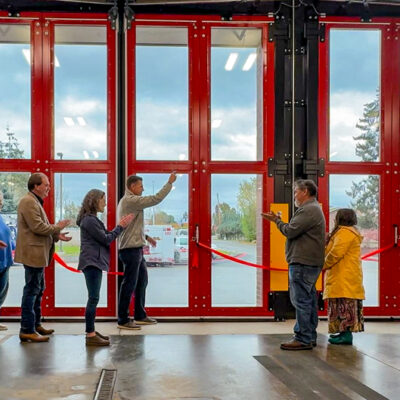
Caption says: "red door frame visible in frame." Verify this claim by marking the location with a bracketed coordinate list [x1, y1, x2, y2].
[126, 14, 275, 317]
[0, 12, 118, 317]
[318, 17, 400, 316]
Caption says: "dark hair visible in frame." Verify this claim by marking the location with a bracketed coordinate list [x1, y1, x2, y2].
[28, 173, 45, 191]
[327, 208, 358, 244]
[76, 189, 105, 226]
[126, 175, 142, 189]
[294, 179, 317, 197]
[335, 208, 357, 227]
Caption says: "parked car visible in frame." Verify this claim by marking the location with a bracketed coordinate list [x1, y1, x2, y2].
[174, 235, 189, 264]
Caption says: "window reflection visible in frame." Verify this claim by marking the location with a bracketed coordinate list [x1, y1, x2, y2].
[54, 25, 107, 160]
[211, 174, 263, 307]
[0, 25, 31, 159]
[54, 173, 108, 307]
[136, 27, 188, 161]
[211, 28, 263, 161]
[329, 174, 379, 306]
[329, 29, 380, 162]
[138, 173, 189, 307]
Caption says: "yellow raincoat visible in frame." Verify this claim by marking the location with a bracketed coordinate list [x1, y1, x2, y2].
[323, 226, 365, 300]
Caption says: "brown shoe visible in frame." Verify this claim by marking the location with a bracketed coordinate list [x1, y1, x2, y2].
[36, 325, 55, 335]
[86, 335, 110, 347]
[280, 339, 313, 350]
[95, 331, 109, 340]
[19, 332, 49, 343]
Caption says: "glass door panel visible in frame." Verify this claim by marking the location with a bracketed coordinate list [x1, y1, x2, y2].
[329, 29, 381, 162]
[0, 24, 31, 159]
[135, 27, 188, 160]
[0, 172, 31, 307]
[329, 174, 379, 307]
[54, 25, 107, 160]
[138, 173, 189, 307]
[54, 173, 108, 307]
[211, 174, 263, 307]
[211, 28, 263, 161]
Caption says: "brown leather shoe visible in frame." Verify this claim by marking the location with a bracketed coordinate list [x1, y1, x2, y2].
[280, 339, 313, 350]
[36, 325, 55, 335]
[86, 335, 110, 347]
[95, 331, 109, 340]
[19, 332, 49, 343]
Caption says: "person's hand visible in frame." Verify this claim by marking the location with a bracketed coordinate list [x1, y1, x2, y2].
[146, 235, 157, 248]
[119, 213, 134, 228]
[261, 211, 280, 223]
[0, 240, 7, 248]
[59, 232, 72, 242]
[168, 172, 177, 184]
[56, 219, 71, 230]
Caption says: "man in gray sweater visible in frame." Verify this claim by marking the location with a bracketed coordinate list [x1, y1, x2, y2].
[117, 173, 177, 330]
[262, 179, 325, 350]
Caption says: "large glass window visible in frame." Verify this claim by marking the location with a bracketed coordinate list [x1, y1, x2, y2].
[211, 174, 263, 307]
[136, 27, 188, 161]
[211, 28, 263, 161]
[329, 29, 380, 162]
[54, 173, 108, 307]
[54, 25, 107, 160]
[0, 172, 31, 306]
[0, 25, 31, 159]
[138, 173, 189, 307]
[329, 174, 379, 306]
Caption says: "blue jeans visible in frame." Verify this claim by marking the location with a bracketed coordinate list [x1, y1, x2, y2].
[118, 248, 148, 324]
[0, 267, 10, 311]
[289, 264, 322, 345]
[20, 266, 45, 334]
[83, 266, 103, 333]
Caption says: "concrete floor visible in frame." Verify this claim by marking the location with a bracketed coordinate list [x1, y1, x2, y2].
[1, 321, 400, 400]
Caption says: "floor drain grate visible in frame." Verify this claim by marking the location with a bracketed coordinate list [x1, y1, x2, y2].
[93, 369, 117, 400]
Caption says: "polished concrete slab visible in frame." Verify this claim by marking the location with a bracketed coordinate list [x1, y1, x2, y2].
[1, 332, 400, 400]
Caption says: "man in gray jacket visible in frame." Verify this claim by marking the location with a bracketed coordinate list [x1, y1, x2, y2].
[262, 179, 325, 350]
[117, 172, 177, 330]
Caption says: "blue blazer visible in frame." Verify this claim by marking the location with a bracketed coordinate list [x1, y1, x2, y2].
[78, 214, 123, 272]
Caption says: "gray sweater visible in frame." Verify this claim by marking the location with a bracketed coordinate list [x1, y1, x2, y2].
[276, 198, 326, 267]
[117, 182, 172, 249]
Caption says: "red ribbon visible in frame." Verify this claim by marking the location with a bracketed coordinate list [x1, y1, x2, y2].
[197, 242, 287, 271]
[53, 253, 123, 276]
[361, 244, 394, 261]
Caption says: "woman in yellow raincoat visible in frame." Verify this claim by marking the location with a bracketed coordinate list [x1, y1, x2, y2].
[323, 208, 365, 345]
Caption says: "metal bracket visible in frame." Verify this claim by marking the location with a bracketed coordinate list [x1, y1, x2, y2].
[303, 158, 325, 177]
[268, 156, 291, 177]
[108, 4, 118, 31]
[305, 20, 325, 42]
[268, 18, 289, 43]
[124, 4, 135, 30]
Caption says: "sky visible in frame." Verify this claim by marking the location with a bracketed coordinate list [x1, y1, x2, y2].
[0, 26, 381, 220]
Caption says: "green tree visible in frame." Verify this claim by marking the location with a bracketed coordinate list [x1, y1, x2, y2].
[64, 201, 81, 227]
[213, 202, 242, 240]
[0, 126, 26, 213]
[237, 177, 257, 241]
[347, 91, 379, 229]
[154, 210, 175, 225]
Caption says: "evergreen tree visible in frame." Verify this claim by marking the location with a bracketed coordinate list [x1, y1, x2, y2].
[346, 91, 379, 229]
[0, 126, 26, 213]
[212, 202, 242, 240]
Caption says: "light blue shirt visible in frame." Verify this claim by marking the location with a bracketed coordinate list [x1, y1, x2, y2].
[0, 215, 14, 271]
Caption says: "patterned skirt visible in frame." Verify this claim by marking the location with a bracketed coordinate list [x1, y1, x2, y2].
[327, 298, 364, 333]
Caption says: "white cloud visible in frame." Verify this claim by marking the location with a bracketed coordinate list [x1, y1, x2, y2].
[329, 90, 378, 161]
[59, 96, 106, 116]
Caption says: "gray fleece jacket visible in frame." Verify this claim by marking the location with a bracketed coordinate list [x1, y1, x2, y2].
[117, 182, 172, 249]
[275, 198, 326, 267]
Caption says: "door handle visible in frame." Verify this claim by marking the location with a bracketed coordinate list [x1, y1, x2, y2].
[394, 224, 399, 247]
